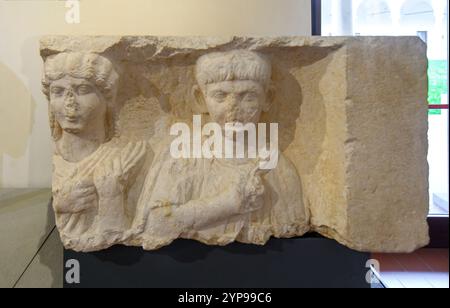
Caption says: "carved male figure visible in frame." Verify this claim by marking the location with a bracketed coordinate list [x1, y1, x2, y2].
[132, 50, 309, 249]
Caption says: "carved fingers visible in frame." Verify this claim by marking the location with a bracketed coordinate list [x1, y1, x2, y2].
[54, 180, 97, 214]
[94, 158, 124, 198]
[241, 163, 266, 213]
[93, 141, 147, 198]
[225, 161, 266, 215]
[120, 141, 147, 178]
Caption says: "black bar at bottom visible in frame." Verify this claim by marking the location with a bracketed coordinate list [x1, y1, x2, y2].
[64, 235, 371, 288]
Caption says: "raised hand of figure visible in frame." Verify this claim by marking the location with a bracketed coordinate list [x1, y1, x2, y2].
[93, 141, 147, 199]
[229, 161, 267, 215]
[118, 141, 147, 185]
[53, 180, 97, 214]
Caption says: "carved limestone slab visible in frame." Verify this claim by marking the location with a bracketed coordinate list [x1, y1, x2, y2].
[40, 36, 429, 253]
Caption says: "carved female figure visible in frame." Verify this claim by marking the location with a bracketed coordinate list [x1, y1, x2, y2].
[42, 52, 146, 251]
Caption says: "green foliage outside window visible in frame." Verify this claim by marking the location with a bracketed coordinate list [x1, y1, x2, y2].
[428, 60, 448, 115]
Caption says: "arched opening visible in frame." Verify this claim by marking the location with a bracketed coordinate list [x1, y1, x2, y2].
[355, 0, 392, 35]
[400, 0, 435, 30]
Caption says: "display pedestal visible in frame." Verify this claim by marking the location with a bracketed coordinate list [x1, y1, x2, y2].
[64, 236, 371, 288]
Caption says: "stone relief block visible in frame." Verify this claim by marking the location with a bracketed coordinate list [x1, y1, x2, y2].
[40, 36, 429, 252]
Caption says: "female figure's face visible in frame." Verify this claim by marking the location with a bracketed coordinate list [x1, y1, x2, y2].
[49, 76, 106, 135]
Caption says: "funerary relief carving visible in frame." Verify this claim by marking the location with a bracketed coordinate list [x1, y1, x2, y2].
[40, 36, 430, 252]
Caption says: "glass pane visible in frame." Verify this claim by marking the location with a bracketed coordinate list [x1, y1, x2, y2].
[322, 0, 449, 216]
[428, 109, 449, 215]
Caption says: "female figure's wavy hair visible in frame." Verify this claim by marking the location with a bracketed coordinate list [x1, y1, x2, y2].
[42, 52, 120, 141]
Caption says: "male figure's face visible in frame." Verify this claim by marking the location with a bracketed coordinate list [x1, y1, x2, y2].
[50, 76, 106, 135]
[203, 80, 269, 127]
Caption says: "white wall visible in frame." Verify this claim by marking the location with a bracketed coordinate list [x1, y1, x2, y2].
[0, 0, 312, 188]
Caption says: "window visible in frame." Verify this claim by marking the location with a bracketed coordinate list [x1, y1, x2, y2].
[318, 0, 449, 218]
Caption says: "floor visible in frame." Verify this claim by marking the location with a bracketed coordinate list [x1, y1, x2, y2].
[372, 249, 449, 288]
[0, 189, 62, 288]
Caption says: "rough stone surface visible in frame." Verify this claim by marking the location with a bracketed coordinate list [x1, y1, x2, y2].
[40, 36, 429, 253]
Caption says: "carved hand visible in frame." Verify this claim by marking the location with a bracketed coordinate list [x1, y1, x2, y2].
[236, 162, 266, 214]
[53, 180, 97, 214]
[93, 141, 146, 199]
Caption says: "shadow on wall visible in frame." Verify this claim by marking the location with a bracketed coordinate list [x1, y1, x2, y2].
[0, 62, 36, 188]
[251, 46, 338, 182]
[21, 36, 53, 189]
[291, 46, 336, 175]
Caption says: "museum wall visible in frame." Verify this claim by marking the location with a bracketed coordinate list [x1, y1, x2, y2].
[0, 0, 312, 188]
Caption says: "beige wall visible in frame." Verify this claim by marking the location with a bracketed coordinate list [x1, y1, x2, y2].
[0, 0, 311, 188]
